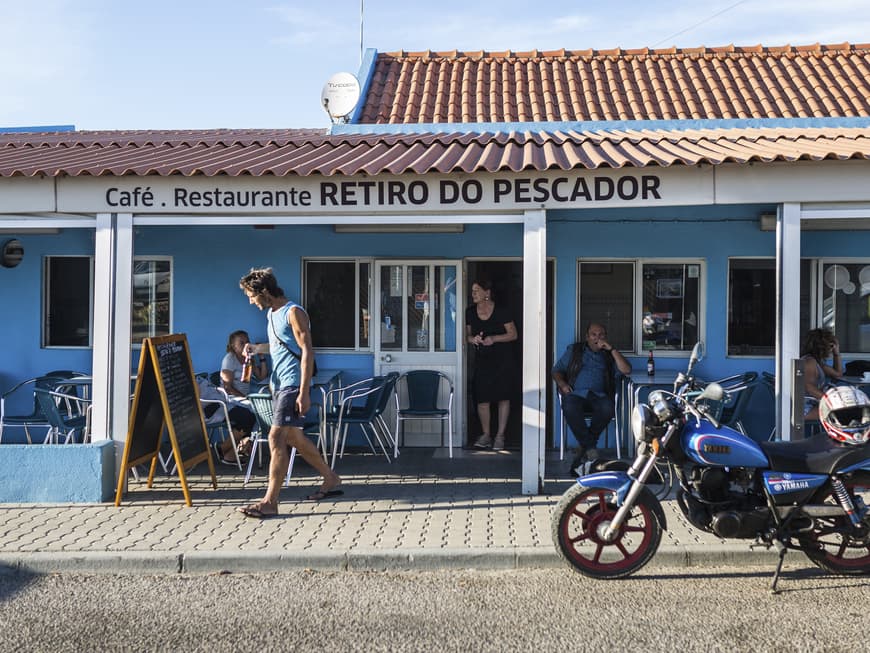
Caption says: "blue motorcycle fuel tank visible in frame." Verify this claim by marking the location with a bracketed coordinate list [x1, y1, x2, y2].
[681, 419, 769, 467]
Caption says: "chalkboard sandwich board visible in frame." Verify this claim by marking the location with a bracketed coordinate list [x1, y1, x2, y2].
[115, 334, 217, 506]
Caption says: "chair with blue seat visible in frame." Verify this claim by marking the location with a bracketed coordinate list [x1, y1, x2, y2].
[244, 391, 303, 487]
[324, 376, 393, 468]
[394, 370, 454, 458]
[714, 371, 758, 434]
[371, 372, 400, 457]
[1, 378, 50, 444]
[0, 371, 88, 444]
[34, 386, 91, 444]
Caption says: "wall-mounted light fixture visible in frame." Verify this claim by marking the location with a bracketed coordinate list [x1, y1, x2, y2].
[334, 223, 464, 233]
[1, 239, 24, 268]
[759, 213, 777, 231]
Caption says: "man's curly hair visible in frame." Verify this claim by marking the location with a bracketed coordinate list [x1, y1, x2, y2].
[239, 267, 283, 298]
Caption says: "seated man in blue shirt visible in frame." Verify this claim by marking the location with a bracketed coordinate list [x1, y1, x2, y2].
[552, 322, 632, 475]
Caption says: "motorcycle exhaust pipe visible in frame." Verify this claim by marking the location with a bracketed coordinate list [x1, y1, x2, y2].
[778, 506, 846, 518]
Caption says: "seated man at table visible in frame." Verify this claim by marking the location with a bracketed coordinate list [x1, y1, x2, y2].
[552, 322, 632, 476]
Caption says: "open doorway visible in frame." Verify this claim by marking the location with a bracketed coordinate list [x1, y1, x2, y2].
[465, 260, 555, 450]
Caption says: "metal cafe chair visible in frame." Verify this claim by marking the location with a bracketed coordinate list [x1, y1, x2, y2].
[760, 371, 821, 440]
[371, 371, 400, 457]
[323, 376, 393, 468]
[0, 371, 88, 444]
[1, 378, 51, 444]
[712, 371, 759, 435]
[244, 392, 296, 487]
[200, 398, 243, 472]
[194, 373, 243, 471]
[394, 370, 453, 458]
[34, 387, 91, 444]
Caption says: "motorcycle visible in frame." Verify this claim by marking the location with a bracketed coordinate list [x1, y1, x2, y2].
[551, 342, 870, 591]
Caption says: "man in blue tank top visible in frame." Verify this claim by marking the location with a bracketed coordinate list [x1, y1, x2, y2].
[236, 267, 341, 519]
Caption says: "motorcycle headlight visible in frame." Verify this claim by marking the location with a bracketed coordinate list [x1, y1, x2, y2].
[648, 391, 675, 421]
[631, 404, 656, 443]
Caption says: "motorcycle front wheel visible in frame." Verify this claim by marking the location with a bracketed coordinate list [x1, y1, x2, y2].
[551, 482, 663, 579]
[798, 482, 870, 575]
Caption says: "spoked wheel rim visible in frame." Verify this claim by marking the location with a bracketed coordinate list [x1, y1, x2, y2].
[801, 484, 870, 572]
[558, 487, 657, 574]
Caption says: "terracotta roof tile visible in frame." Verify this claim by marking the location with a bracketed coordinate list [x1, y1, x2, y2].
[1, 126, 870, 178]
[357, 44, 870, 124]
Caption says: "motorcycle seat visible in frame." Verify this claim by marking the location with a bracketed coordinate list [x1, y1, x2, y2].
[760, 433, 870, 475]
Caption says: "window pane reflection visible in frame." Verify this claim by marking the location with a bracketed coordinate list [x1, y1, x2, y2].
[641, 263, 699, 352]
[822, 262, 870, 353]
[131, 259, 171, 340]
[380, 265, 402, 351]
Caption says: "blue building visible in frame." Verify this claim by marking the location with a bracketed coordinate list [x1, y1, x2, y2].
[2, 44, 870, 498]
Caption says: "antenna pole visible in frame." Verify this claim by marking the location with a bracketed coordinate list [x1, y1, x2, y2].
[359, 0, 364, 65]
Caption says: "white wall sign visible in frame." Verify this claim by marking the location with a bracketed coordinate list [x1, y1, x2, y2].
[54, 167, 714, 214]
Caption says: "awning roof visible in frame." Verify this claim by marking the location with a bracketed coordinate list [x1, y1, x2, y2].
[1, 125, 869, 178]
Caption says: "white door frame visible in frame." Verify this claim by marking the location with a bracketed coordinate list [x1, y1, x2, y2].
[373, 259, 464, 449]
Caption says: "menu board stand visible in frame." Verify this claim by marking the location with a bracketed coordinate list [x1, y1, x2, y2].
[115, 334, 217, 506]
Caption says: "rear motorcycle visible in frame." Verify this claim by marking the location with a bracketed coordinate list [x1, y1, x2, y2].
[551, 342, 870, 591]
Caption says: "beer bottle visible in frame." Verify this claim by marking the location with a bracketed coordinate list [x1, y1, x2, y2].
[241, 353, 253, 383]
[647, 350, 655, 376]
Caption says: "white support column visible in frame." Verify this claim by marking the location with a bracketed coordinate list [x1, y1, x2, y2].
[91, 213, 133, 457]
[521, 209, 547, 495]
[91, 213, 114, 443]
[775, 203, 801, 440]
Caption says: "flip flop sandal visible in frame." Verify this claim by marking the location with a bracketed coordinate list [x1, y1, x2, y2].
[236, 505, 279, 519]
[306, 489, 344, 501]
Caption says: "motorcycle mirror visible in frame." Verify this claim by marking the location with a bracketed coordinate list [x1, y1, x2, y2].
[689, 342, 705, 367]
[698, 382, 724, 402]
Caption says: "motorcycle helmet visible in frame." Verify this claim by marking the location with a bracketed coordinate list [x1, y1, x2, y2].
[819, 385, 870, 445]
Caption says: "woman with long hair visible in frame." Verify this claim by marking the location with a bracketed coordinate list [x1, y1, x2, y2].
[801, 327, 843, 421]
[465, 279, 518, 451]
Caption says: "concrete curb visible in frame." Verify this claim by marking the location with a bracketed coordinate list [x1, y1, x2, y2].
[0, 551, 182, 575]
[0, 543, 782, 576]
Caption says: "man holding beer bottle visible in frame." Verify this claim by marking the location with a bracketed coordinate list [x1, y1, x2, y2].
[552, 322, 632, 476]
[235, 267, 341, 519]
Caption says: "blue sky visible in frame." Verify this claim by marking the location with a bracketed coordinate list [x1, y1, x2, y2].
[2, 0, 868, 131]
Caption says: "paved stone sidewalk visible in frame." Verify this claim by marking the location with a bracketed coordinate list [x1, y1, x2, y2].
[0, 449, 778, 575]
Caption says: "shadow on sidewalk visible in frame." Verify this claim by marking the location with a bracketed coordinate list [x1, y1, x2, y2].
[120, 447, 577, 506]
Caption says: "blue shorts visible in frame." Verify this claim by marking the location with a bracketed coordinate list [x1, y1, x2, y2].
[273, 386, 306, 428]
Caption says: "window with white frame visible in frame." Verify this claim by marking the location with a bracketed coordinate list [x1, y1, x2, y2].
[131, 258, 172, 341]
[303, 259, 371, 349]
[578, 260, 704, 354]
[43, 256, 93, 347]
[44, 256, 171, 347]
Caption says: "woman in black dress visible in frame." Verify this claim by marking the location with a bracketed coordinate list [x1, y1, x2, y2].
[466, 279, 517, 450]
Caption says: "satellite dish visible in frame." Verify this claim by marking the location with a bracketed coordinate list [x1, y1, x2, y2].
[321, 72, 361, 122]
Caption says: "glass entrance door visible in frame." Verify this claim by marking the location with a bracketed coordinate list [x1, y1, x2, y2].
[374, 261, 462, 448]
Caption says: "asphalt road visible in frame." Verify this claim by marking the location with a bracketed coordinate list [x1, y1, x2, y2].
[1, 564, 868, 652]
